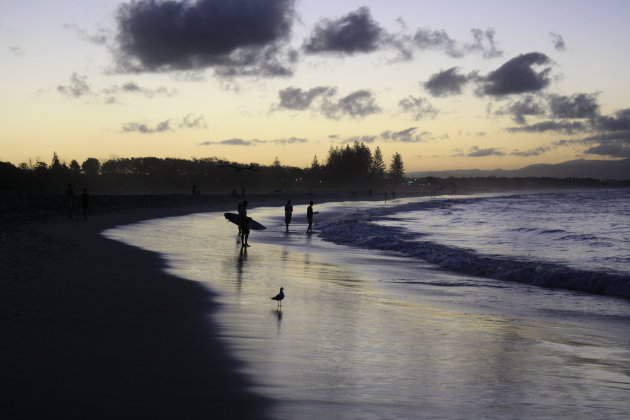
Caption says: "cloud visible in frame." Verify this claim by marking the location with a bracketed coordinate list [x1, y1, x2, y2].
[467, 146, 505, 157]
[277, 86, 336, 110]
[121, 120, 172, 133]
[506, 120, 586, 134]
[480, 52, 553, 96]
[121, 114, 207, 133]
[413, 28, 461, 57]
[179, 113, 208, 129]
[103, 81, 178, 98]
[466, 28, 503, 58]
[9, 45, 24, 56]
[113, 0, 296, 75]
[59, 74, 177, 102]
[57, 73, 91, 97]
[274, 136, 309, 145]
[199, 136, 307, 146]
[64, 23, 109, 45]
[398, 95, 439, 120]
[423, 67, 474, 97]
[583, 143, 630, 158]
[380, 126, 430, 143]
[412, 27, 503, 59]
[567, 132, 630, 158]
[321, 90, 381, 119]
[510, 146, 550, 157]
[301, 10, 503, 61]
[337, 127, 432, 144]
[303, 7, 384, 55]
[275, 86, 380, 119]
[552, 109, 630, 158]
[495, 95, 546, 124]
[550, 32, 566, 51]
[340, 135, 379, 144]
[549, 93, 599, 119]
[594, 108, 630, 131]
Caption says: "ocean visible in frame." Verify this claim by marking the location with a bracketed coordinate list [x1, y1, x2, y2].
[104, 189, 630, 419]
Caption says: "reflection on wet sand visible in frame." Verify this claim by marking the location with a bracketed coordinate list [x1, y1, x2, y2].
[106, 207, 630, 420]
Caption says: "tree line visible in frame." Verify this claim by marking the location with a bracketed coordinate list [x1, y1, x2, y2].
[0, 143, 406, 195]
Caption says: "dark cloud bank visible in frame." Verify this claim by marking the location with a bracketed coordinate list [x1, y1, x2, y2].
[303, 7, 503, 60]
[418, 52, 628, 159]
[114, 0, 297, 75]
[112, 2, 506, 76]
[422, 52, 553, 97]
[303, 7, 384, 55]
[498, 93, 630, 158]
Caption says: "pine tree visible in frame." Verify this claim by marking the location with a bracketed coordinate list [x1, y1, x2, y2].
[371, 146, 385, 178]
[388, 152, 405, 184]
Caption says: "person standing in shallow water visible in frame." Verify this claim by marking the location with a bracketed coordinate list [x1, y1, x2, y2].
[80, 188, 89, 220]
[306, 201, 319, 233]
[239, 200, 250, 247]
[284, 199, 293, 232]
[65, 184, 75, 219]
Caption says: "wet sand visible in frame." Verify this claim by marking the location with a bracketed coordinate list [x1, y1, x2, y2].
[0, 192, 368, 419]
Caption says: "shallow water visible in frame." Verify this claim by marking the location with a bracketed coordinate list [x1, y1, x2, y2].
[104, 199, 630, 419]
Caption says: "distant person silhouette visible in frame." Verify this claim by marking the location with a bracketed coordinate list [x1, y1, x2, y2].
[284, 200, 293, 231]
[80, 188, 89, 220]
[306, 201, 319, 233]
[64, 184, 75, 219]
[239, 200, 250, 247]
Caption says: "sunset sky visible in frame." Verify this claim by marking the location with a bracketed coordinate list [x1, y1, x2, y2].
[2, 0, 629, 172]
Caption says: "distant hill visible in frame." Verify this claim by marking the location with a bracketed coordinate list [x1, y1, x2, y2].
[410, 158, 630, 180]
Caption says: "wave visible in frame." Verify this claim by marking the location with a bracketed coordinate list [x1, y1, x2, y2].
[318, 202, 630, 299]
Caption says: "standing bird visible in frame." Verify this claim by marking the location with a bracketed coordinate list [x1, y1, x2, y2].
[271, 287, 285, 308]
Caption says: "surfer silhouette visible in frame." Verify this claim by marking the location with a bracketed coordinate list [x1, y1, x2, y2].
[239, 200, 250, 247]
[306, 201, 319, 233]
[284, 199, 293, 231]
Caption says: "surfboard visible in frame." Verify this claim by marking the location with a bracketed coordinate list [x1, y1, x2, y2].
[224, 212, 266, 230]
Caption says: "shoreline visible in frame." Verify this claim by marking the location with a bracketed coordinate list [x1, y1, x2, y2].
[1, 191, 393, 418]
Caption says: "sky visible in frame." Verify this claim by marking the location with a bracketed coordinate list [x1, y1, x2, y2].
[1, 0, 630, 172]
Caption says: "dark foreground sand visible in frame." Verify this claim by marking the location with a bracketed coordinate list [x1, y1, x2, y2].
[1, 192, 362, 419]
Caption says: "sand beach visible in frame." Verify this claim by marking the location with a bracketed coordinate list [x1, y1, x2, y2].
[3, 190, 629, 419]
[0, 192, 349, 419]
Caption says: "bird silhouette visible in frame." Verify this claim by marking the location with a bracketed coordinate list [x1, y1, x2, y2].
[271, 287, 284, 308]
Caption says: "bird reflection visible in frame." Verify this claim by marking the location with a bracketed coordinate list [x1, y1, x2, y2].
[272, 308, 283, 333]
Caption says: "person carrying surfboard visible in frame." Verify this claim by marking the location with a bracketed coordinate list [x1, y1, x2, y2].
[239, 200, 250, 247]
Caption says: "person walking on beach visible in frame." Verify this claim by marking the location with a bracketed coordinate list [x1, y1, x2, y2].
[80, 188, 89, 220]
[284, 199, 293, 232]
[306, 201, 318, 233]
[65, 184, 75, 219]
[239, 200, 250, 247]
